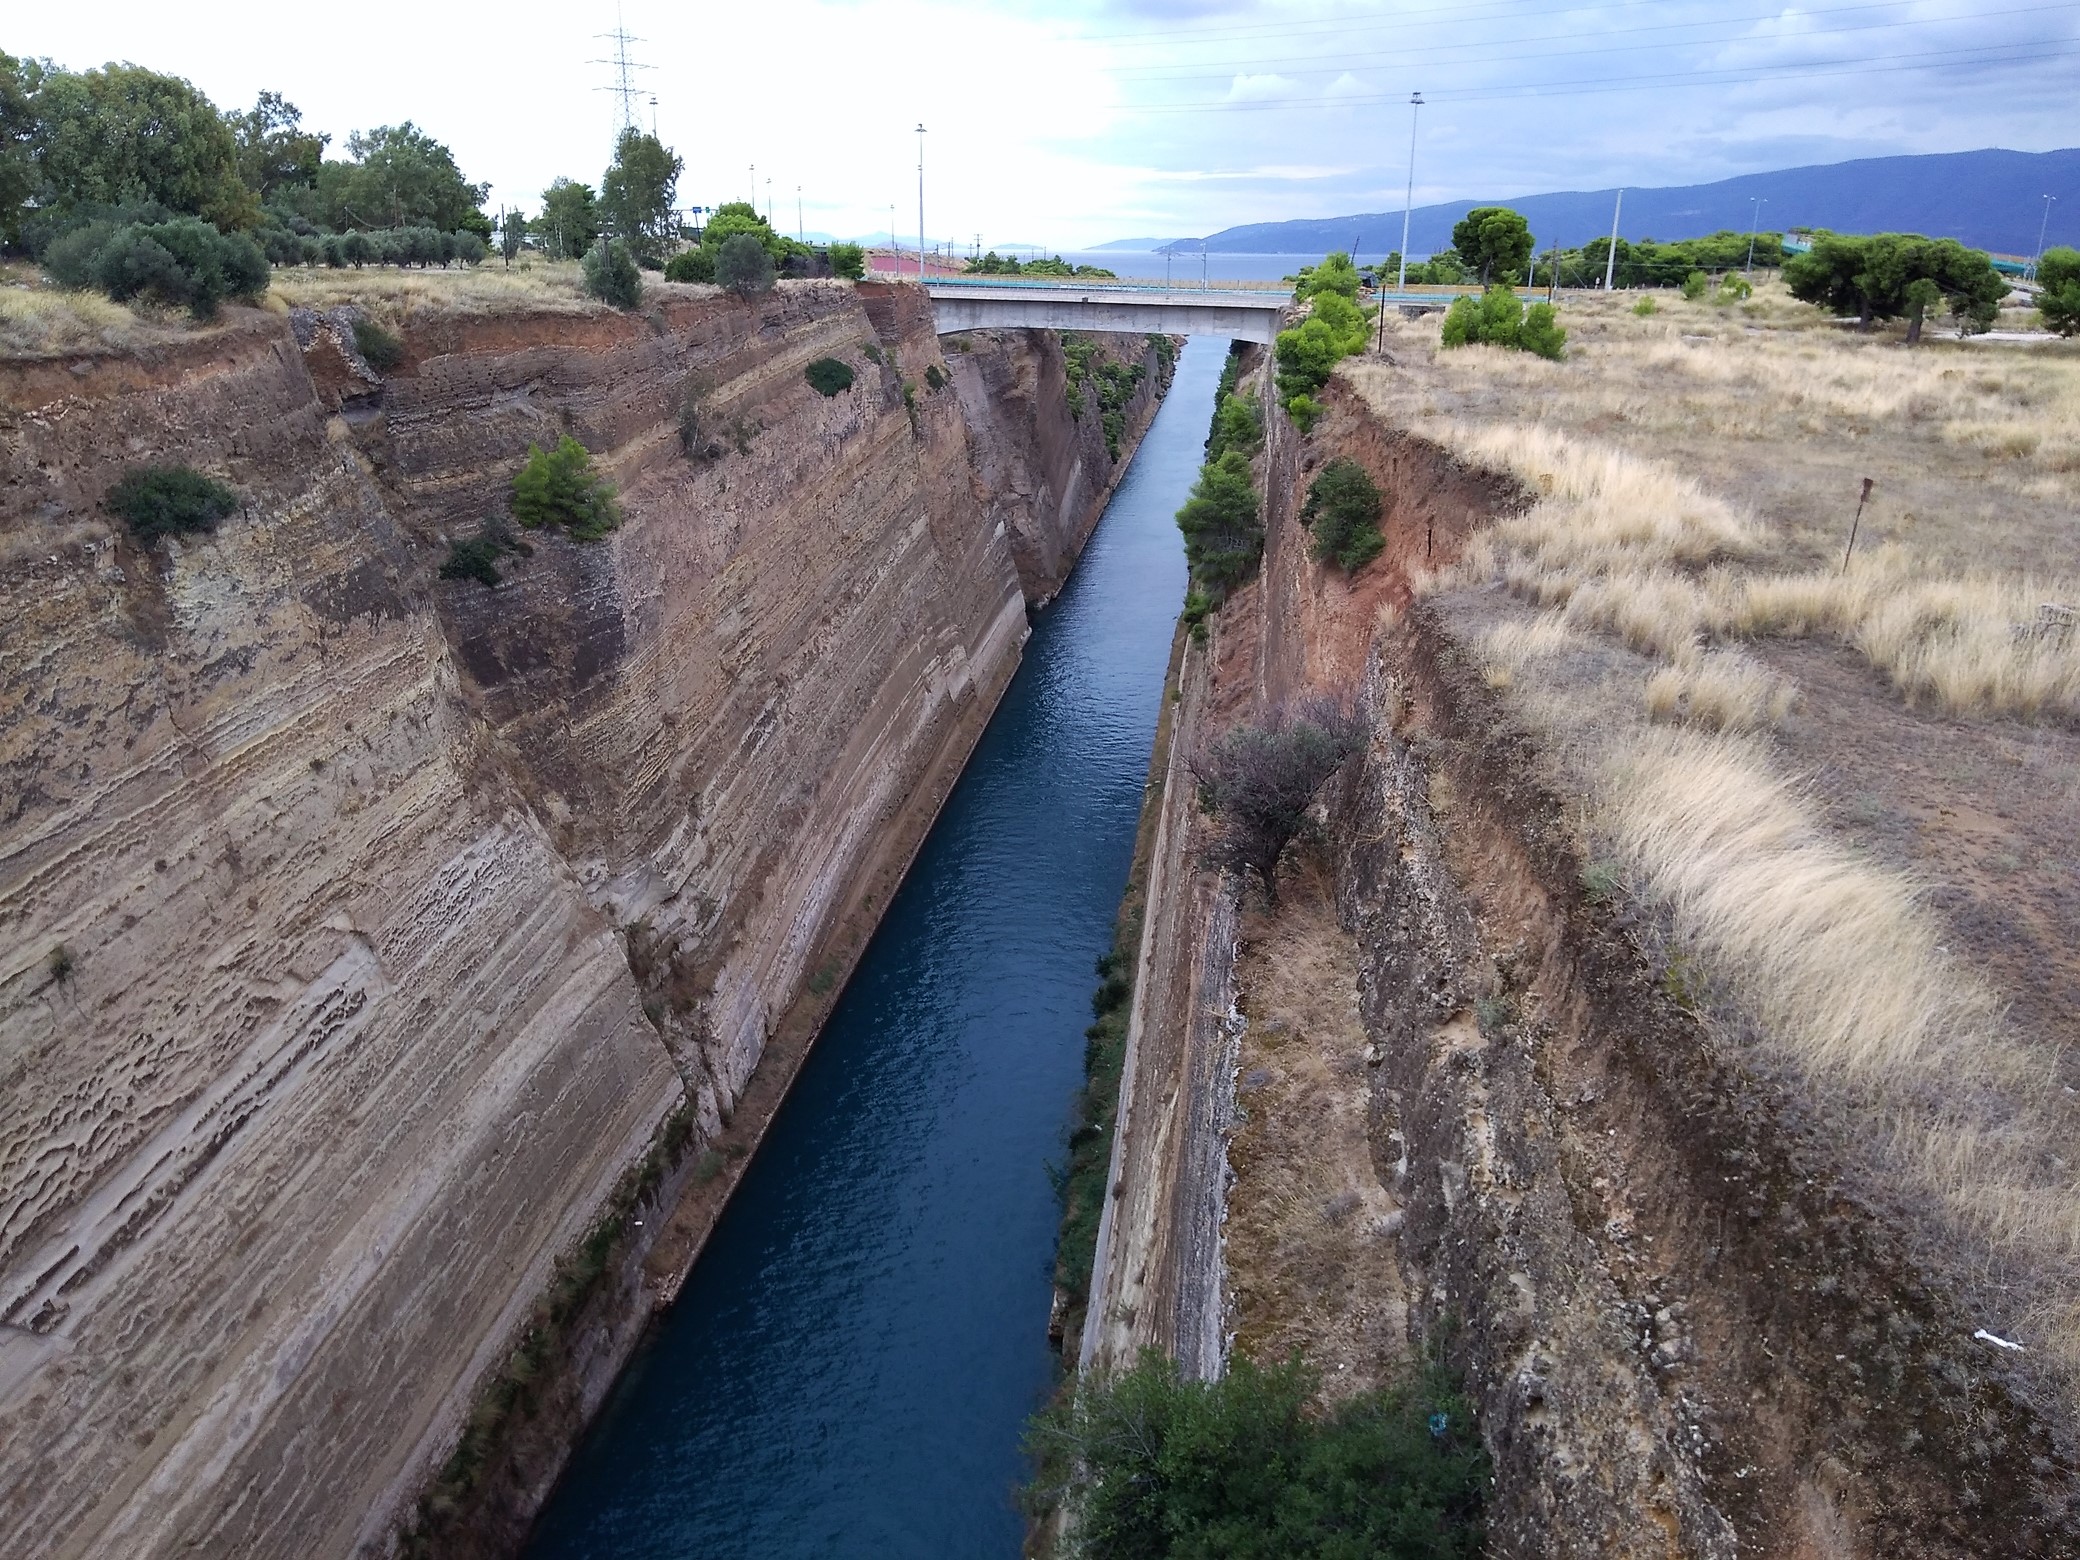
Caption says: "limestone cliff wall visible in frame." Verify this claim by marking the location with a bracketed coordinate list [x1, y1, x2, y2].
[0, 280, 1092, 1558]
[1100, 368, 2080, 1557]
[943, 329, 1172, 604]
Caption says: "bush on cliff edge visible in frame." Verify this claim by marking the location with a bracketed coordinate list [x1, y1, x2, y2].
[105, 465, 240, 542]
[511, 436, 619, 541]
[1024, 1350, 1487, 1560]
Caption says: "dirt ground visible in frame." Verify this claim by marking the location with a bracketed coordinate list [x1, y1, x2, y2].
[1227, 855, 1408, 1398]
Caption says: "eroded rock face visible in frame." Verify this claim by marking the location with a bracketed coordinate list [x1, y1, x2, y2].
[943, 329, 1173, 604]
[0, 281, 1106, 1557]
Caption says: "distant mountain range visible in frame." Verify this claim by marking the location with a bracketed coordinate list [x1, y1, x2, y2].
[1134, 148, 2079, 259]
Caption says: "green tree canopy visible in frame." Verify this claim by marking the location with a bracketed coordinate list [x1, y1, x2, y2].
[1175, 448, 1263, 595]
[827, 240, 866, 280]
[0, 52, 42, 245]
[2036, 247, 2080, 336]
[233, 91, 327, 203]
[329, 123, 487, 234]
[538, 177, 600, 260]
[716, 232, 775, 297]
[1450, 205, 1533, 285]
[1293, 249, 1361, 301]
[31, 62, 257, 231]
[1784, 232, 2007, 334]
[598, 128, 681, 262]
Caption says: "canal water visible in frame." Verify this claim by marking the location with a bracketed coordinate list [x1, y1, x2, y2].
[524, 335, 1226, 1560]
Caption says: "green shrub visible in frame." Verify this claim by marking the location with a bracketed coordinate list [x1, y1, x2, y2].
[57, 218, 270, 319]
[1025, 1351, 1487, 1559]
[439, 529, 530, 587]
[1191, 697, 1365, 903]
[664, 247, 715, 283]
[860, 342, 884, 366]
[2034, 246, 2080, 336]
[716, 232, 775, 297]
[804, 356, 856, 396]
[1273, 289, 1369, 427]
[924, 362, 948, 392]
[511, 436, 619, 540]
[1518, 301, 1567, 360]
[1717, 273, 1753, 301]
[454, 231, 487, 266]
[1304, 458, 1385, 572]
[1175, 448, 1262, 596]
[1631, 295, 1657, 317]
[352, 317, 404, 372]
[1441, 286, 1565, 361]
[580, 237, 642, 308]
[105, 465, 239, 542]
[1206, 391, 1262, 461]
[1680, 270, 1708, 300]
[827, 241, 866, 280]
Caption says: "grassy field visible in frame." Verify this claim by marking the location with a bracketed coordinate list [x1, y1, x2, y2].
[1345, 283, 2080, 1368]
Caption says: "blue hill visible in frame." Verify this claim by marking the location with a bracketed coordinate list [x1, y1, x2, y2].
[1165, 148, 2080, 259]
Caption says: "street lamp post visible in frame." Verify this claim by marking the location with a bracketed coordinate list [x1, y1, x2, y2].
[1745, 197, 1767, 277]
[1603, 189, 1623, 290]
[1396, 92, 1423, 294]
[2031, 195, 2057, 281]
[797, 186, 803, 244]
[916, 124, 927, 282]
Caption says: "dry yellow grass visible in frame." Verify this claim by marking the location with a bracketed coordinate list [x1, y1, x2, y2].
[1347, 288, 2080, 1367]
[266, 259, 619, 323]
[1415, 407, 2080, 720]
[0, 284, 188, 358]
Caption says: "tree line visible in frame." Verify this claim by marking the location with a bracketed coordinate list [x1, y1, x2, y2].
[1, 49, 874, 318]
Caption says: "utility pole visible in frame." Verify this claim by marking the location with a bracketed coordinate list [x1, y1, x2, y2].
[1745, 197, 1767, 277]
[649, 96, 658, 138]
[1396, 92, 1424, 294]
[1603, 189, 1623, 290]
[916, 124, 927, 282]
[765, 177, 772, 225]
[1201, 240, 1208, 290]
[750, 163, 755, 206]
[2031, 195, 2057, 281]
[798, 186, 804, 243]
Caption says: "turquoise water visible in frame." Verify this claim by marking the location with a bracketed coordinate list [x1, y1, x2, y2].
[523, 336, 1225, 1560]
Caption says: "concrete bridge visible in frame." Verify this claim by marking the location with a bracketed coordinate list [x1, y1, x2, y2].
[923, 279, 1289, 343]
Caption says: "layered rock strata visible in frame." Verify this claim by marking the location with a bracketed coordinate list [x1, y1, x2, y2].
[0, 282, 1162, 1557]
[1093, 364, 2080, 1556]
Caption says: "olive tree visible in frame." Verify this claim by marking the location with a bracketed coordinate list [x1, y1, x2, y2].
[716, 232, 775, 297]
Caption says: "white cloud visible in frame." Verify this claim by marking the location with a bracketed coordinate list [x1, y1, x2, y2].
[12, 0, 2076, 246]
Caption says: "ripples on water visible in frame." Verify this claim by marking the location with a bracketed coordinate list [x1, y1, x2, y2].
[524, 336, 1227, 1560]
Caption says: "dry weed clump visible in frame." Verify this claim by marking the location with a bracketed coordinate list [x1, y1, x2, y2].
[1642, 649, 1796, 732]
[0, 285, 185, 358]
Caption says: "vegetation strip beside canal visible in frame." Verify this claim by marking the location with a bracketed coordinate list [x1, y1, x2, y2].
[1049, 617, 1190, 1360]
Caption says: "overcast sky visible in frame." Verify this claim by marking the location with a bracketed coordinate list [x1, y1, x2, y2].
[15, 1, 2079, 247]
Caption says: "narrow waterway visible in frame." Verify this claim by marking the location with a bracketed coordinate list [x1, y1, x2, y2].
[524, 336, 1226, 1560]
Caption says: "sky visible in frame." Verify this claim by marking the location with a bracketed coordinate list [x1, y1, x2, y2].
[14, 1, 2079, 248]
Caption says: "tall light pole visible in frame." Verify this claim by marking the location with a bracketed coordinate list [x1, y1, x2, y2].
[797, 186, 803, 243]
[916, 124, 927, 282]
[1603, 189, 1623, 290]
[1396, 92, 1424, 294]
[649, 95, 658, 138]
[2031, 194, 2057, 280]
[765, 177, 772, 225]
[1745, 197, 1767, 277]
[749, 163, 755, 206]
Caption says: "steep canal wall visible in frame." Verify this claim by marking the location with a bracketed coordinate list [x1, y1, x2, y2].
[1088, 360, 2080, 1557]
[0, 281, 1172, 1559]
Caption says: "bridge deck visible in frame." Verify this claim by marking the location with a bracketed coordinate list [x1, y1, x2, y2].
[923, 280, 1288, 342]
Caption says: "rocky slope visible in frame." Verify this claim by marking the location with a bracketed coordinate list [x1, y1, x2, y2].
[0, 281, 1168, 1558]
[1091, 358, 2080, 1555]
